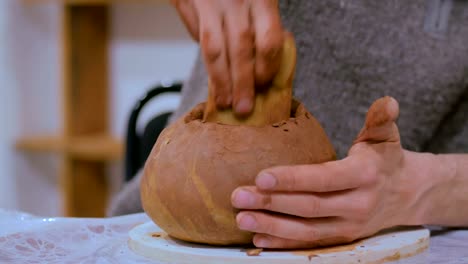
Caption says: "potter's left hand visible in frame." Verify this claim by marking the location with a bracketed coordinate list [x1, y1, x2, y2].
[231, 96, 424, 248]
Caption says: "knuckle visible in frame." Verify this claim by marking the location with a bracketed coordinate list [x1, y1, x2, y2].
[360, 160, 379, 185]
[341, 226, 360, 242]
[332, 222, 360, 241]
[316, 168, 332, 191]
[284, 174, 298, 191]
[321, 176, 332, 191]
[211, 72, 230, 88]
[257, 39, 282, 59]
[261, 216, 277, 235]
[305, 197, 321, 217]
[204, 45, 222, 63]
[256, 31, 283, 59]
[340, 228, 359, 243]
[232, 29, 253, 61]
[232, 63, 251, 82]
[305, 226, 320, 241]
[238, 26, 253, 42]
[354, 198, 377, 221]
[201, 32, 222, 63]
[261, 194, 273, 210]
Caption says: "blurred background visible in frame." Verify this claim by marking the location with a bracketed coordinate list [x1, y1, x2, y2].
[0, 0, 197, 217]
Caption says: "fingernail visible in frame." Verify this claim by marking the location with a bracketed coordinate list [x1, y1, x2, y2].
[232, 189, 255, 208]
[256, 172, 276, 190]
[237, 214, 257, 231]
[235, 98, 253, 115]
[255, 237, 271, 248]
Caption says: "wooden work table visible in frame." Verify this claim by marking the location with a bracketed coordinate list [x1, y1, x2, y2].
[16, 0, 168, 217]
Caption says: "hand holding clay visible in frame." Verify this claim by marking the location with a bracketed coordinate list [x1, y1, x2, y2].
[141, 29, 468, 247]
[171, 0, 285, 116]
[231, 96, 429, 248]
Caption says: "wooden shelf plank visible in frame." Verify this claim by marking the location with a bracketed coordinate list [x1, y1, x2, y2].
[15, 135, 124, 161]
[68, 135, 123, 161]
[15, 135, 64, 153]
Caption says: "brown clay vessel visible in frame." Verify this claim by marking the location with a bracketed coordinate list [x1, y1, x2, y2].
[141, 34, 336, 245]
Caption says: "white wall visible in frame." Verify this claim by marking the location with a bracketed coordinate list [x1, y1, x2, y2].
[4, 1, 63, 217]
[0, 0, 19, 210]
[110, 3, 198, 137]
[0, 1, 198, 216]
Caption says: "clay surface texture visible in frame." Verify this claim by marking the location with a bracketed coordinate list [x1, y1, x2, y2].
[140, 101, 336, 245]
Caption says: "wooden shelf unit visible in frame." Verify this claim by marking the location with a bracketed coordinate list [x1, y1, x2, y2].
[16, 0, 166, 217]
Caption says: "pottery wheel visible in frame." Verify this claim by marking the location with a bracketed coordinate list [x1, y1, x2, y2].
[128, 222, 429, 264]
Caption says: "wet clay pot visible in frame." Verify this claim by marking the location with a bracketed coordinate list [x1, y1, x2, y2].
[140, 100, 336, 245]
[140, 33, 336, 245]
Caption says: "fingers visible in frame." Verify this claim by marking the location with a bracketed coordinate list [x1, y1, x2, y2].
[250, 0, 284, 86]
[171, 0, 199, 41]
[253, 234, 319, 249]
[180, 0, 284, 113]
[236, 211, 351, 242]
[195, 0, 232, 109]
[366, 96, 399, 127]
[223, 0, 255, 115]
[355, 96, 401, 144]
[253, 234, 354, 249]
[254, 158, 369, 192]
[231, 186, 354, 218]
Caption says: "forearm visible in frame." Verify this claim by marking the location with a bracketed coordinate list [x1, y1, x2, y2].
[406, 151, 468, 227]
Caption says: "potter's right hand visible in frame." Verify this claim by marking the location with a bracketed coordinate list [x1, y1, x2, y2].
[171, 0, 285, 116]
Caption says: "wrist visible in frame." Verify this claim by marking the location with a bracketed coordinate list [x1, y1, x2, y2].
[402, 151, 458, 226]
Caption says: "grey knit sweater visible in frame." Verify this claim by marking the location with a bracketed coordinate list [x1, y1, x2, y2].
[108, 0, 468, 216]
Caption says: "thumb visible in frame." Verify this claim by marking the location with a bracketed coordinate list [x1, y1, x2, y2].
[354, 96, 400, 144]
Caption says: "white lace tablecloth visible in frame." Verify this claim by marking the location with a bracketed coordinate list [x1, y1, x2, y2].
[1, 209, 467, 264]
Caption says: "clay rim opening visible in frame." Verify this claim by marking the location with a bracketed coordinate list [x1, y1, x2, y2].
[184, 98, 305, 126]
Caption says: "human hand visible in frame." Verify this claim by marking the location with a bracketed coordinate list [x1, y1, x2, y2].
[171, 0, 285, 116]
[231, 96, 425, 248]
